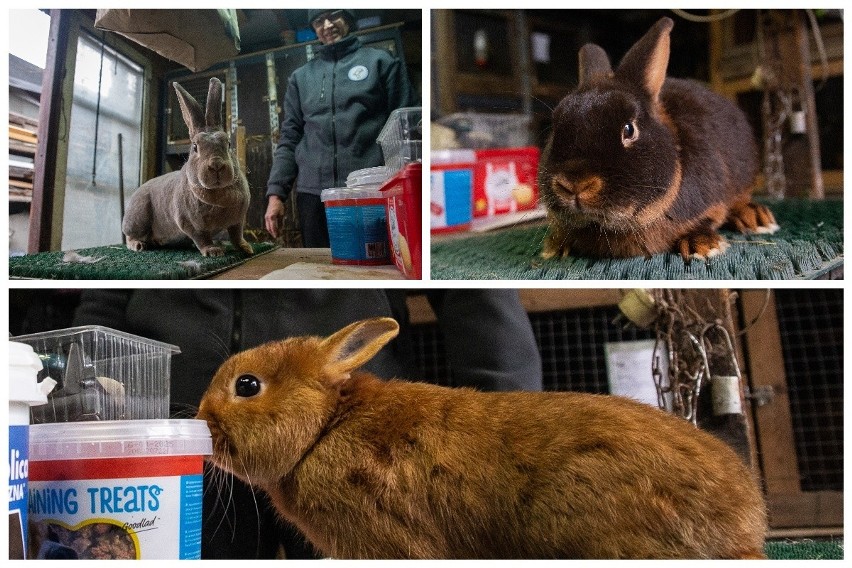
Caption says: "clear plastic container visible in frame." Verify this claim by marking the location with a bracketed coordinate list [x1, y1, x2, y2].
[10, 326, 180, 424]
[346, 166, 391, 188]
[377, 107, 422, 173]
[435, 112, 532, 149]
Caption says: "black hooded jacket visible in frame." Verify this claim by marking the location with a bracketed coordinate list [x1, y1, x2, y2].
[266, 34, 416, 198]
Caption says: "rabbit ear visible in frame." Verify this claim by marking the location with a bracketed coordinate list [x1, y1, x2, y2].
[174, 82, 205, 136]
[319, 318, 400, 386]
[205, 77, 223, 129]
[578, 43, 612, 86]
[616, 17, 674, 102]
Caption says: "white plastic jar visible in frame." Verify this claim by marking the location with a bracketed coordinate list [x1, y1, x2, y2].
[8, 341, 50, 559]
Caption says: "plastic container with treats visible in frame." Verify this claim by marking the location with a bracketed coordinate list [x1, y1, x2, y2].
[321, 166, 392, 265]
[27, 419, 212, 559]
[436, 112, 532, 149]
[431, 149, 475, 233]
[11, 326, 180, 424]
[378, 106, 422, 174]
[8, 342, 52, 559]
[380, 162, 422, 279]
[473, 146, 541, 218]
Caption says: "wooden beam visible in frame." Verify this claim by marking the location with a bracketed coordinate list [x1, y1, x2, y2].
[766, 491, 843, 528]
[739, 290, 802, 495]
[407, 289, 625, 325]
[29, 9, 75, 253]
[433, 10, 457, 114]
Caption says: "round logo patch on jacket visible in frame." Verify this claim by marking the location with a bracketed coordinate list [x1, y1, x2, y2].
[348, 65, 369, 81]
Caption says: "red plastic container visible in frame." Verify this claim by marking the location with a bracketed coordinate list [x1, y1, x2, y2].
[380, 163, 422, 280]
[472, 146, 540, 218]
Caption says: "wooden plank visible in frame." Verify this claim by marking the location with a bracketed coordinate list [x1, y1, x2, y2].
[766, 491, 843, 528]
[408, 289, 625, 325]
[9, 139, 37, 156]
[9, 179, 34, 190]
[520, 289, 622, 312]
[739, 290, 802, 495]
[9, 110, 39, 129]
[9, 126, 38, 145]
[9, 191, 33, 203]
[209, 247, 330, 280]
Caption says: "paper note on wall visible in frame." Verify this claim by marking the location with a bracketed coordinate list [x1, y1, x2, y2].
[531, 32, 551, 63]
[604, 339, 671, 409]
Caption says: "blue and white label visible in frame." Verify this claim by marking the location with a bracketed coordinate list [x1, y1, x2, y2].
[431, 169, 473, 229]
[348, 65, 369, 81]
[28, 473, 203, 559]
[9, 425, 30, 559]
[326, 204, 389, 262]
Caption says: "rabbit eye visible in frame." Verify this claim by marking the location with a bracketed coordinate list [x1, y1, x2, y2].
[235, 374, 261, 398]
[621, 121, 637, 145]
[191, 143, 198, 153]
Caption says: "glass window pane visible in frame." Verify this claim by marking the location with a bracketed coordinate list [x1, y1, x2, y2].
[62, 32, 143, 250]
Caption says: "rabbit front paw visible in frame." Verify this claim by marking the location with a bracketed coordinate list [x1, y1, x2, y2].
[541, 219, 572, 259]
[235, 239, 255, 256]
[126, 239, 147, 252]
[199, 245, 225, 257]
[676, 228, 729, 262]
[726, 201, 779, 235]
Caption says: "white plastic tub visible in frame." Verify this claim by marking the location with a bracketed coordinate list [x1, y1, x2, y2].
[27, 419, 212, 559]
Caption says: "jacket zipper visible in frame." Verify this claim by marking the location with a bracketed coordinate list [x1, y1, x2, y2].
[330, 57, 338, 186]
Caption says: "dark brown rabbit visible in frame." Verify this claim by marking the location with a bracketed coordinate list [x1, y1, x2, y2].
[197, 317, 767, 559]
[539, 17, 778, 261]
[122, 77, 253, 257]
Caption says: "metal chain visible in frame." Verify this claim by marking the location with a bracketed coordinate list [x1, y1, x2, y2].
[756, 10, 793, 200]
[649, 291, 743, 425]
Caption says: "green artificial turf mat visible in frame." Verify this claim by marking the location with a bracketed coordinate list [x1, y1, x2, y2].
[431, 199, 843, 280]
[765, 538, 843, 559]
[9, 241, 277, 280]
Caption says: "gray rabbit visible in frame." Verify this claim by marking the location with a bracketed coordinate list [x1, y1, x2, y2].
[122, 78, 253, 257]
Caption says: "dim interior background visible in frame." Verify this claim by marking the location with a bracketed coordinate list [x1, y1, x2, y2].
[9, 9, 422, 255]
[431, 9, 843, 197]
[8, 288, 843, 538]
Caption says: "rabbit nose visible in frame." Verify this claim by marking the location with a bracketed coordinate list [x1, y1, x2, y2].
[209, 160, 227, 176]
[552, 175, 577, 196]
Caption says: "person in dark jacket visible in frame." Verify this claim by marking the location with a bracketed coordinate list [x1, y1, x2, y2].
[265, 9, 416, 247]
[71, 289, 543, 559]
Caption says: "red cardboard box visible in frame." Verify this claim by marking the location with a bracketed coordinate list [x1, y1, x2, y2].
[380, 163, 422, 279]
[472, 147, 540, 218]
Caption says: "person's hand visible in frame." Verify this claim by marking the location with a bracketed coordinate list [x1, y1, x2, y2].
[265, 195, 286, 238]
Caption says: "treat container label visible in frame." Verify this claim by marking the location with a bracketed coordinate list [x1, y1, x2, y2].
[380, 163, 422, 279]
[323, 195, 391, 265]
[430, 153, 474, 234]
[27, 420, 211, 560]
[472, 146, 540, 218]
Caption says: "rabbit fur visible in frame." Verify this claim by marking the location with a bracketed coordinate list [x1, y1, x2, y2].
[122, 77, 253, 257]
[539, 17, 778, 261]
[197, 317, 768, 559]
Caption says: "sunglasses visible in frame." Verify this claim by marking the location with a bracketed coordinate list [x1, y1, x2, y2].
[311, 10, 346, 30]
